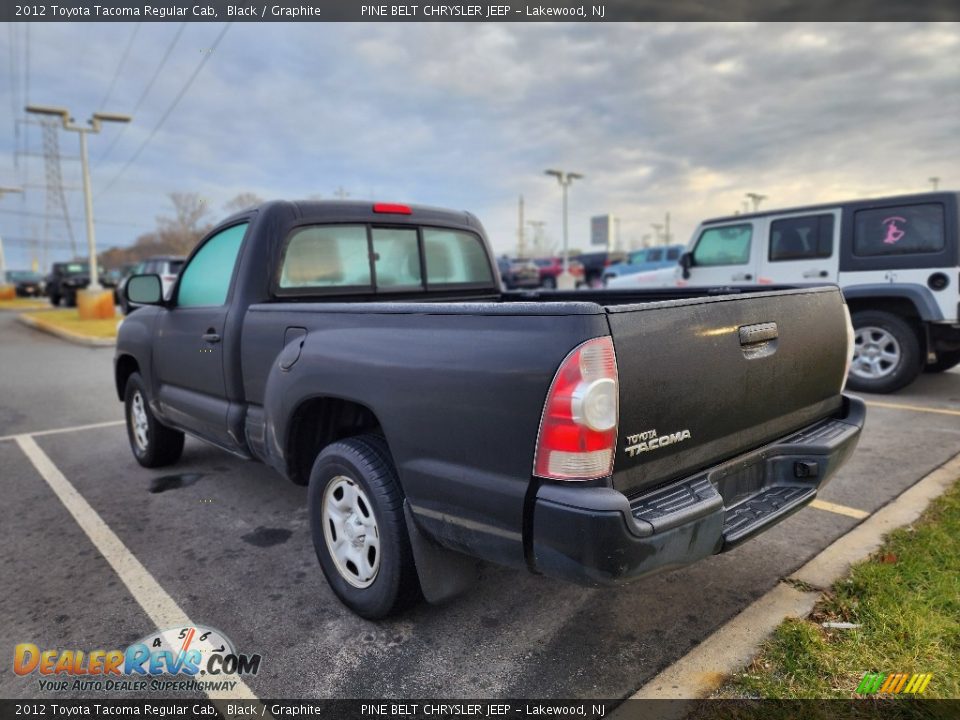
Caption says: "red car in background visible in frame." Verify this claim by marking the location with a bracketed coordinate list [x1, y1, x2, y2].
[532, 257, 585, 289]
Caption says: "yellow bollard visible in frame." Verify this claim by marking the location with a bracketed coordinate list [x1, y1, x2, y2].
[77, 288, 116, 320]
[0, 284, 15, 301]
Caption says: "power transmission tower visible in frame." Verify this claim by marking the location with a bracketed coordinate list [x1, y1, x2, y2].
[40, 118, 77, 257]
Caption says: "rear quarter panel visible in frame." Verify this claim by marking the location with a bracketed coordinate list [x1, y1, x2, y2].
[242, 302, 609, 569]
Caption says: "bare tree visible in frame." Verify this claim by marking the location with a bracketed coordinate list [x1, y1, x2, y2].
[224, 192, 264, 214]
[157, 192, 213, 254]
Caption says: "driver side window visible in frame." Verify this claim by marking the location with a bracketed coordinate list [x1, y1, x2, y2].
[177, 223, 248, 307]
[693, 224, 752, 266]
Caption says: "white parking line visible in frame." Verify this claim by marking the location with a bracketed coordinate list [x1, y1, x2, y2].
[0, 419, 125, 443]
[809, 498, 870, 520]
[864, 400, 960, 417]
[14, 434, 259, 702]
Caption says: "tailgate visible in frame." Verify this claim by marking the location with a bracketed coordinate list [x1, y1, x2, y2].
[607, 286, 848, 497]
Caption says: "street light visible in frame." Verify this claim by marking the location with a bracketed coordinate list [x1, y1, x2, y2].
[544, 169, 583, 289]
[26, 105, 131, 293]
[0, 186, 24, 300]
[746, 192, 767, 212]
[929, 177, 940, 191]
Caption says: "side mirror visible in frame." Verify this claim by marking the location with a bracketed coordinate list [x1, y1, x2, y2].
[126, 274, 163, 305]
[680, 252, 693, 280]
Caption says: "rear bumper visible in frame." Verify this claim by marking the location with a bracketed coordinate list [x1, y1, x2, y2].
[531, 394, 865, 586]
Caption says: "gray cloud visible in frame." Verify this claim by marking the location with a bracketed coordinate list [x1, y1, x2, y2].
[1, 21, 957, 266]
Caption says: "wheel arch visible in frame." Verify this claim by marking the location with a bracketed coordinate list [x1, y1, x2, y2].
[115, 354, 140, 401]
[284, 396, 386, 486]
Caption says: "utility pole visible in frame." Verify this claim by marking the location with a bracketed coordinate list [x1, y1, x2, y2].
[526, 220, 545, 256]
[746, 192, 767, 212]
[929, 177, 940, 191]
[517, 195, 525, 258]
[664, 212, 671, 245]
[26, 106, 130, 314]
[650, 223, 663, 244]
[544, 169, 584, 289]
[613, 217, 621, 251]
[0, 186, 25, 300]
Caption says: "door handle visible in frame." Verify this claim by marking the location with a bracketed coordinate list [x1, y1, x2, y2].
[732, 272, 753, 281]
[202, 330, 221, 344]
[802, 269, 829, 279]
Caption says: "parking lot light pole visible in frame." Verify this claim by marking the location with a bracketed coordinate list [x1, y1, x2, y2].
[25, 106, 131, 294]
[545, 169, 583, 289]
[0, 186, 24, 301]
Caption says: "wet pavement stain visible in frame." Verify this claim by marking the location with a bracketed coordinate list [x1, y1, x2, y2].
[241, 526, 293, 547]
[149, 473, 205, 494]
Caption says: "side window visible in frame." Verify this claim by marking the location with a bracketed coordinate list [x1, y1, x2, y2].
[647, 248, 664, 262]
[854, 204, 945, 256]
[769, 214, 834, 261]
[693, 225, 752, 266]
[279, 225, 371, 290]
[177, 223, 248, 307]
[371, 228, 421, 289]
[666, 247, 681, 261]
[421, 228, 493, 286]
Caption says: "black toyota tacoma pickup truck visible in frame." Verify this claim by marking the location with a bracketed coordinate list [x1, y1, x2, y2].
[116, 200, 864, 618]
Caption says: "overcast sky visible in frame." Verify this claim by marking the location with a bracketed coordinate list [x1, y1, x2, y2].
[2, 21, 958, 269]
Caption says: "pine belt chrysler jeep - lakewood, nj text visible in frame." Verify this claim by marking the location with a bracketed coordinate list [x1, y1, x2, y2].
[116, 200, 864, 618]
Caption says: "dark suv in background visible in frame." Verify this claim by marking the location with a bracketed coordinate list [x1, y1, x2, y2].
[45, 262, 116, 307]
[574, 250, 627, 287]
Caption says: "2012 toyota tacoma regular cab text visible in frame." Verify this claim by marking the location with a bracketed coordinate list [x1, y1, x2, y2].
[116, 200, 865, 619]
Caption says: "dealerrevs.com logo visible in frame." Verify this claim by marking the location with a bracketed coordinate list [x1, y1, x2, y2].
[14, 625, 262, 693]
[856, 672, 933, 695]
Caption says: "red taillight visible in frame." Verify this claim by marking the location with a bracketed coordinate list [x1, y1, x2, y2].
[534, 336, 619, 481]
[373, 203, 412, 215]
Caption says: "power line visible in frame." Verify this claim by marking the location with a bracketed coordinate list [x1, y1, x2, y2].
[99, 23, 142, 110]
[0, 207, 148, 228]
[96, 22, 232, 199]
[95, 22, 188, 169]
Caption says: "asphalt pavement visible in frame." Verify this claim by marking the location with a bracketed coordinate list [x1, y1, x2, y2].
[1, 311, 959, 700]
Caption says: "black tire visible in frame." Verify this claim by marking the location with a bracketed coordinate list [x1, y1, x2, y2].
[50, 294, 61, 307]
[124, 372, 185, 468]
[925, 349, 960, 374]
[66, 292, 77, 308]
[847, 310, 923, 394]
[307, 434, 421, 619]
[541, 276, 557, 290]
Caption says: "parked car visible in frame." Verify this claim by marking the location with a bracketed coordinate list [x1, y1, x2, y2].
[117, 256, 185, 314]
[5, 270, 44, 297]
[117, 199, 862, 619]
[609, 191, 960, 393]
[574, 250, 627, 287]
[532, 256, 585, 289]
[497, 256, 540, 289]
[45, 262, 116, 307]
[603, 244, 685, 284]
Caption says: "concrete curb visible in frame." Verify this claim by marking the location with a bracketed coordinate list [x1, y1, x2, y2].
[16, 313, 116, 347]
[0, 303, 54, 313]
[626, 451, 960, 706]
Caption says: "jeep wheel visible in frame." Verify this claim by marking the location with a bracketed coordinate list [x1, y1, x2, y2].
[50, 294, 61, 307]
[308, 434, 420, 619]
[124, 372, 185, 467]
[847, 311, 922, 394]
[924, 349, 960, 374]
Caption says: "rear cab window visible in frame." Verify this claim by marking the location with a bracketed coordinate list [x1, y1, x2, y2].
[276, 224, 494, 296]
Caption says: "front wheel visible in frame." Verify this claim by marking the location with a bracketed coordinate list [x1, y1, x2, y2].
[124, 373, 185, 467]
[541, 276, 557, 290]
[925, 349, 960, 374]
[308, 434, 420, 619]
[49, 294, 61, 307]
[847, 310, 923, 394]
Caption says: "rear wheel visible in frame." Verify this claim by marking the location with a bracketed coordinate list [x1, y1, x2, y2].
[847, 310, 922, 394]
[925, 349, 960, 374]
[541, 276, 557, 290]
[49, 293, 60, 307]
[124, 372, 184, 467]
[308, 434, 420, 619]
